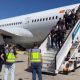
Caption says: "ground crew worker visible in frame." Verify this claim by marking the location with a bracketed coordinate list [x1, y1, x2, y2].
[29, 43, 43, 80]
[1, 43, 17, 80]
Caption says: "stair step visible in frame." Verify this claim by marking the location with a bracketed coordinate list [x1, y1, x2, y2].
[42, 53, 55, 57]
[43, 60, 55, 64]
[42, 67, 55, 73]
[43, 57, 55, 60]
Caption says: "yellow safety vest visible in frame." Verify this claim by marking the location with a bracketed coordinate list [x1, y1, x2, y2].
[6, 52, 16, 63]
[30, 52, 42, 62]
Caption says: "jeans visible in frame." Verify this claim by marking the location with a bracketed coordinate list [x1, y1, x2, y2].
[31, 62, 42, 80]
[4, 63, 15, 80]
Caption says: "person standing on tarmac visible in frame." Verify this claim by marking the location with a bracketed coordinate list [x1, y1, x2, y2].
[0, 45, 5, 74]
[1, 43, 17, 80]
[29, 43, 43, 80]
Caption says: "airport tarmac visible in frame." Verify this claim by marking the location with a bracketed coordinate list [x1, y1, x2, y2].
[1, 53, 80, 80]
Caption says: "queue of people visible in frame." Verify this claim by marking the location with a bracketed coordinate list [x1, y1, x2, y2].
[50, 6, 80, 49]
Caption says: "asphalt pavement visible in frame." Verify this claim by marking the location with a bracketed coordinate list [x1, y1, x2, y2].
[0, 53, 80, 80]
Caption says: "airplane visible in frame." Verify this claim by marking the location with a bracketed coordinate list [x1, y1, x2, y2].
[0, 3, 79, 48]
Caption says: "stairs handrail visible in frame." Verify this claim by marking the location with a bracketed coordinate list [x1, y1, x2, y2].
[55, 19, 80, 73]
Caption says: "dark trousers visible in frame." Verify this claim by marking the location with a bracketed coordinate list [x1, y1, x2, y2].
[0, 61, 3, 72]
[31, 62, 42, 80]
[51, 38, 54, 48]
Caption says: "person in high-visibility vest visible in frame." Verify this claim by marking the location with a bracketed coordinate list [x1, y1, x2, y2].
[2, 43, 17, 80]
[29, 43, 43, 80]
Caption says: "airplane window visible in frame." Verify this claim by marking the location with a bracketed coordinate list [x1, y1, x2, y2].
[19, 22, 21, 24]
[5, 24, 6, 26]
[15, 22, 17, 25]
[32, 20, 34, 23]
[14, 23, 15, 25]
[40, 18, 42, 21]
[9, 23, 11, 25]
[2, 25, 4, 27]
[12, 23, 13, 25]
[35, 19, 36, 22]
[43, 18, 45, 21]
[46, 18, 48, 21]
[37, 19, 39, 22]
[18, 22, 21, 24]
[49, 17, 51, 20]
[15, 23, 17, 25]
[52, 16, 54, 19]
[20, 22, 22, 24]
[8, 23, 11, 26]
[56, 16, 58, 19]
[27, 21, 29, 23]
[6, 24, 8, 26]
[18, 22, 20, 24]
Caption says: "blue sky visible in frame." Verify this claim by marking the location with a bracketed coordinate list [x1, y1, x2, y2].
[0, 0, 80, 19]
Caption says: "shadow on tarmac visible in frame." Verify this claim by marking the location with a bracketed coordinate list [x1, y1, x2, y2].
[42, 72, 57, 76]
[25, 68, 56, 76]
[16, 61, 25, 63]
[18, 78, 23, 80]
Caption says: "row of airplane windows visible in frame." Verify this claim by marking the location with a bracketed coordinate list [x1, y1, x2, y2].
[0, 16, 58, 27]
[0, 22, 22, 27]
[32, 16, 58, 23]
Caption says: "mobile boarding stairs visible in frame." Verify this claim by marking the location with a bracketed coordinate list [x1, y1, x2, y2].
[39, 20, 80, 74]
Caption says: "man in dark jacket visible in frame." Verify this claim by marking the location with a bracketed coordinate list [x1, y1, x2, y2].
[0, 45, 5, 72]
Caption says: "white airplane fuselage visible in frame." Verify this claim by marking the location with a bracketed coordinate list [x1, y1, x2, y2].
[0, 3, 79, 47]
